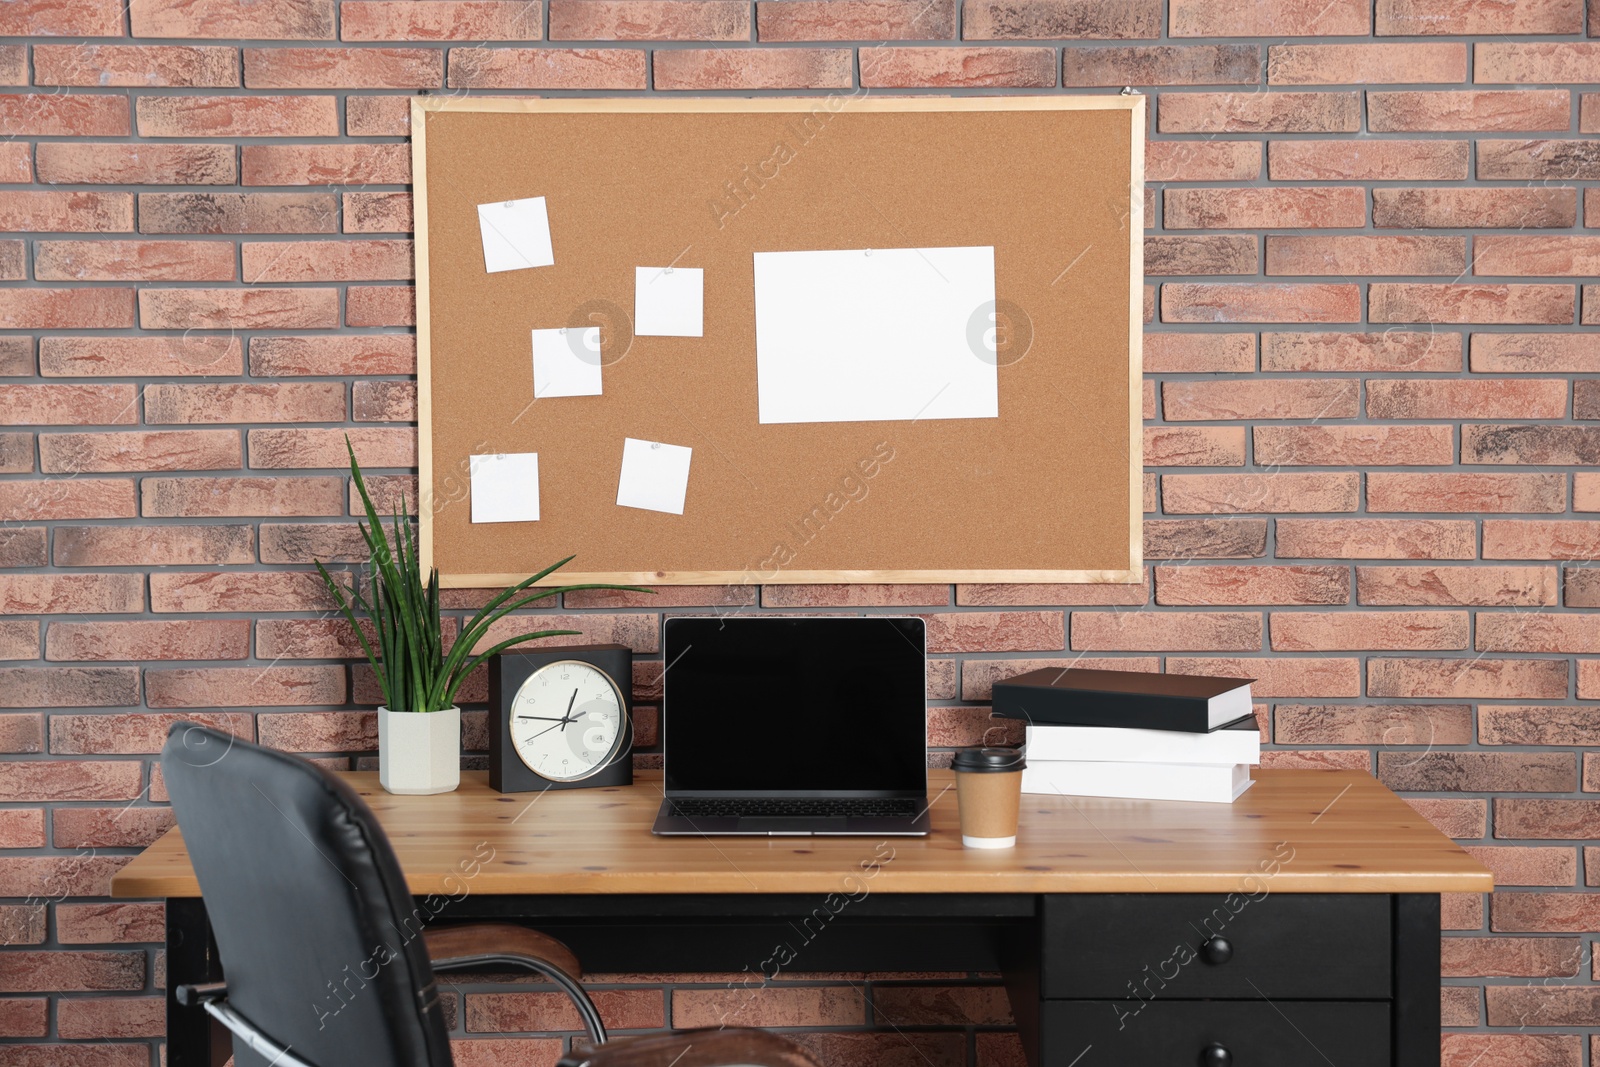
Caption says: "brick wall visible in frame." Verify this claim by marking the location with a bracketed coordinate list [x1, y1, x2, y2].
[2, 0, 1600, 1063]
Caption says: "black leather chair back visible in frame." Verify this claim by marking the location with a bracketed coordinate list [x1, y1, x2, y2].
[161, 723, 454, 1067]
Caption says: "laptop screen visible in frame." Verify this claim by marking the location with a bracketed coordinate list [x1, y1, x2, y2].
[663, 616, 927, 795]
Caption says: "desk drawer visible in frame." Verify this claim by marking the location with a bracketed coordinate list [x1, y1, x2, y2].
[1041, 894, 1391, 999]
[1041, 1000, 1390, 1067]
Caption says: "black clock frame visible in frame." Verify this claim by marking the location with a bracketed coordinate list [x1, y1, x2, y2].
[489, 644, 634, 792]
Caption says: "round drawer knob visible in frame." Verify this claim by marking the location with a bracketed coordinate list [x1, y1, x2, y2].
[1201, 1042, 1232, 1067]
[1200, 935, 1233, 965]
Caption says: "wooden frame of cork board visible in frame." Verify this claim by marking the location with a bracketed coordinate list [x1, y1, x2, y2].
[413, 95, 1144, 588]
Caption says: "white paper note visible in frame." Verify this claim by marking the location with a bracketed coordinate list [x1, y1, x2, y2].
[477, 196, 554, 273]
[635, 266, 704, 337]
[532, 326, 602, 398]
[752, 246, 998, 425]
[616, 438, 692, 515]
[469, 452, 540, 523]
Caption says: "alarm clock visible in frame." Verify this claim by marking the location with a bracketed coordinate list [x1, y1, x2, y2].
[489, 644, 633, 792]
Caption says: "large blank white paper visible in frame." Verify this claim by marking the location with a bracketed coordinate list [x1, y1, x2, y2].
[635, 266, 704, 337]
[532, 326, 602, 398]
[477, 197, 554, 273]
[753, 246, 998, 424]
[616, 438, 692, 515]
[470, 452, 540, 523]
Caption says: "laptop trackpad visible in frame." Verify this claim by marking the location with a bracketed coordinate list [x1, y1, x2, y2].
[738, 817, 848, 833]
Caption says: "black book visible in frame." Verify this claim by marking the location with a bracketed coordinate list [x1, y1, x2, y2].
[992, 667, 1254, 733]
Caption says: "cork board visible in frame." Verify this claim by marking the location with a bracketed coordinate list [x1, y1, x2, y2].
[413, 96, 1143, 588]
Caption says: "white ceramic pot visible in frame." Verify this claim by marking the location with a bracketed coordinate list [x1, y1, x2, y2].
[378, 706, 461, 795]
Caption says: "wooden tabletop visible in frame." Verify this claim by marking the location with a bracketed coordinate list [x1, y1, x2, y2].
[112, 768, 1492, 899]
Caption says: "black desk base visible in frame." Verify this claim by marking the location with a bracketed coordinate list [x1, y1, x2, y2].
[166, 892, 1439, 1067]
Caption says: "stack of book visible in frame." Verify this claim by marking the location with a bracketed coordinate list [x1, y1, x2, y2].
[992, 667, 1259, 803]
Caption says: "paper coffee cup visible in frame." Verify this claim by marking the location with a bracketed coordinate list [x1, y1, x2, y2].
[952, 747, 1025, 849]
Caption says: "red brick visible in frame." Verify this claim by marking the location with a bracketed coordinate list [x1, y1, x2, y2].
[0, 94, 129, 137]
[36, 240, 234, 283]
[1566, 568, 1600, 606]
[132, 0, 336, 37]
[136, 94, 338, 137]
[146, 665, 345, 707]
[1146, 235, 1258, 275]
[759, 585, 947, 608]
[1370, 658, 1569, 700]
[1162, 283, 1359, 324]
[343, 0, 544, 40]
[1493, 891, 1600, 933]
[1375, 187, 1576, 229]
[861, 46, 1055, 87]
[1271, 610, 1468, 651]
[0, 479, 138, 523]
[1064, 44, 1258, 86]
[1144, 426, 1246, 466]
[1409, 797, 1487, 838]
[1159, 92, 1360, 134]
[1370, 90, 1569, 133]
[467, 988, 665, 1032]
[1163, 379, 1357, 421]
[1477, 42, 1600, 83]
[0, 996, 46, 1037]
[449, 1039, 565, 1067]
[38, 430, 240, 474]
[1368, 379, 1566, 420]
[347, 94, 412, 135]
[36, 143, 236, 186]
[1586, 283, 1600, 324]
[1379, 0, 1583, 33]
[249, 335, 415, 377]
[963, 0, 1160, 39]
[244, 46, 444, 88]
[1269, 139, 1469, 181]
[139, 191, 339, 234]
[54, 807, 176, 851]
[0, 620, 39, 659]
[0, 809, 44, 848]
[918, 611, 1064, 653]
[0, 142, 31, 183]
[56, 996, 164, 1039]
[352, 381, 414, 423]
[0, 191, 133, 233]
[0, 384, 136, 426]
[1261, 331, 1462, 372]
[344, 191, 412, 234]
[0, 951, 144, 993]
[1269, 42, 1463, 84]
[0, 45, 23, 86]
[1156, 565, 1349, 606]
[1375, 472, 1567, 513]
[446, 47, 646, 89]
[1163, 472, 1359, 513]
[0, 756, 143, 799]
[761, 0, 952, 39]
[1483, 520, 1600, 560]
[0, 432, 30, 474]
[1266, 235, 1465, 278]
[1386, 752, 1575, 797]
[1357, 565, 1559, 606]
[1369, 284, 1574, 325]
[1441, 893, 1483, 931]
[243, 239, 413, 285]
[1444, 937, 1583, 980]
[1070, 611, 1261, 652]
[35, 44, 239, 87]
[1480, 704, 1600, 746]
[1578, 472, 1600, 508]
[652, 47, 848, 89]
[1256, 425, 1454, 466]
[347, 285, 415, 326]
[55, 524, 254, 568]
[1465, 424, 1600, 465]
[1478, 139, 1600, 181]
[46, 620, 249, 664]
[143, 476, 346, 517]
[1275, 703, 1472, 745]
[139, 288, 340, 330]
[957, 577, 1148, 607]
[0, 0, 124, 35]
[959, 658, 1157, 701]
[247, 427, 414, 469]
[149, 570, 347, 612]
[1143, 334, 1255, 374]
[1171, 0, 1369, 35]
[144, 382, 345, 425]
[1168, 656, 1360, 698]
[1146, 141, 1261, 181]
[1477, 235, 1600, 278]
[673, 985, 864, 1029]
[1486, 986, 1600, 1027]
[257, 709, 376, 749]
[0, 856, 129, 898]
[243, 143, 409, 185]
[256, 523, 370, 565]
[1446, 1034, 1584, 1067]
[39, 336, 241, 378]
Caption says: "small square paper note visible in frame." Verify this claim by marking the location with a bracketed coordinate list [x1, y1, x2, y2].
[478, 197, 554, 274]
[617, 438, 692, 515]
[635, 266, 703, 337]
[470, 452, 540, 524]
[533, 327, 602, 398]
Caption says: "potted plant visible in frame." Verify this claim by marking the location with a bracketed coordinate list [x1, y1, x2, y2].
[317, 440, 642, 795]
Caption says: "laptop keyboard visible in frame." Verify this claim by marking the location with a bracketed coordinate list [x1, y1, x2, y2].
[669, 797, 922, 820]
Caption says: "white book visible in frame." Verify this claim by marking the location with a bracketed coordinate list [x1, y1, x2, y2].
[1021, 760, 1254, 804]
[1025, 720, 1260, 766]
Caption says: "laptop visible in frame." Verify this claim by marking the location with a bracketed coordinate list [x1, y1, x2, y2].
[651, 616, 932, 836]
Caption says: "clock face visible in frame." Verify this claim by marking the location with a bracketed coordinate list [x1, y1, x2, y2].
[509, 660, 626, 782]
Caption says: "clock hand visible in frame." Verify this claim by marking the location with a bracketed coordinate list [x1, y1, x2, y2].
[561, 689, 578, 731]
[515, 715, 575, 722]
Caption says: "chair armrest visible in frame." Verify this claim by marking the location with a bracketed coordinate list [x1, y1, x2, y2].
[423, 922, 583, 979]
[557, 1028, 820, 1067]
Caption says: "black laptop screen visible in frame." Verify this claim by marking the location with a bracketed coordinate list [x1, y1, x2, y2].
[662, 616, 927, 794]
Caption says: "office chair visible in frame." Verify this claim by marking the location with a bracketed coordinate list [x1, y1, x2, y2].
[160, 724, 819, 1067]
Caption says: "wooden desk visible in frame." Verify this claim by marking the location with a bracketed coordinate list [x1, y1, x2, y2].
[114, 769, 1490, 1067]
